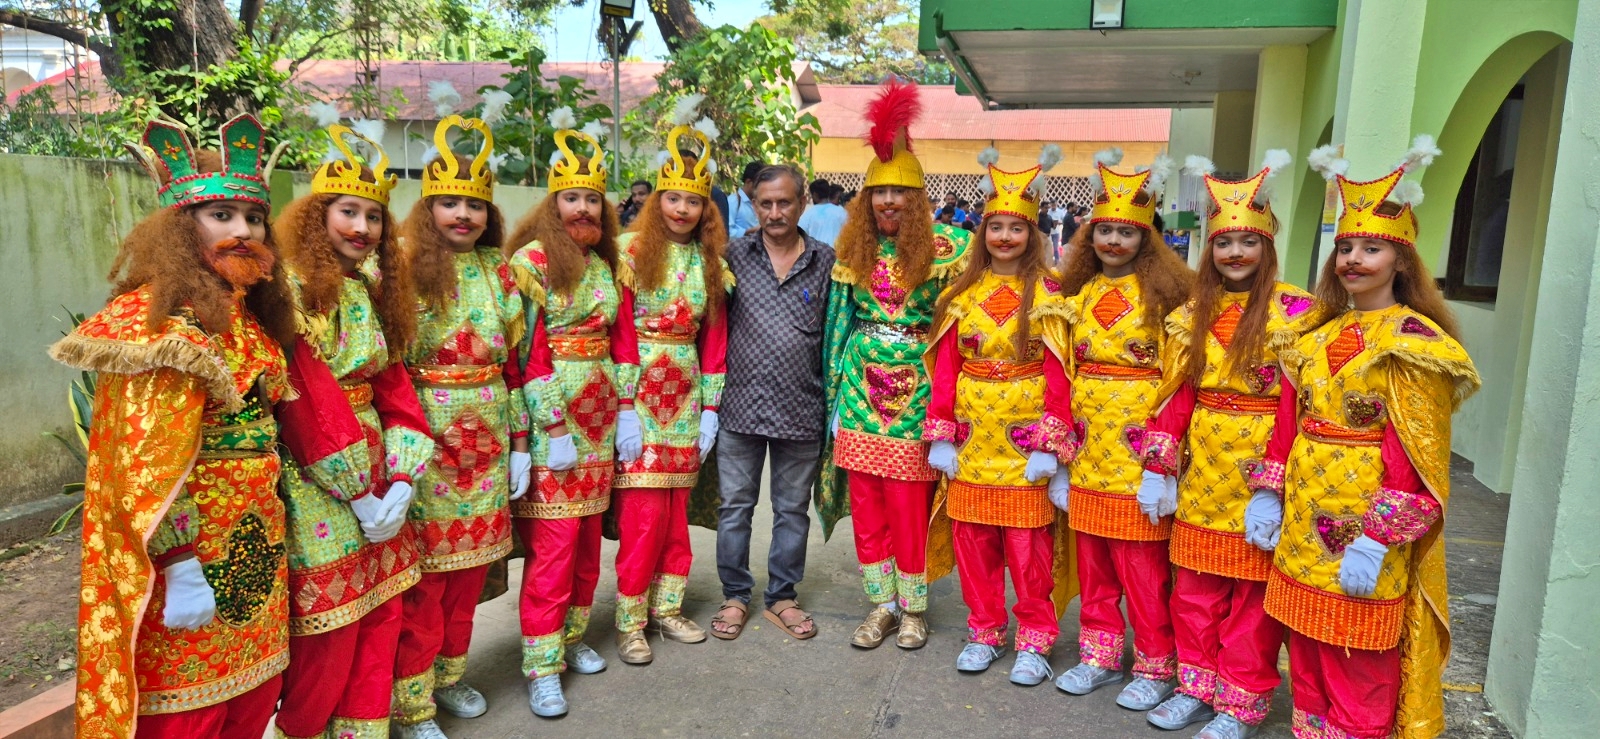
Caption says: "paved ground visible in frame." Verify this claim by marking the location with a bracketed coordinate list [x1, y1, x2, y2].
[430, 456, 1514, 739]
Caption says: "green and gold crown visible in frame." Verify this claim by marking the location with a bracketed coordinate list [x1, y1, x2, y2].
[137, 114, 271, 209]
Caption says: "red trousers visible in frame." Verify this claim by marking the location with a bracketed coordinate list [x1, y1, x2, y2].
[396, 566, 489, 681]
[614, 487, 694, 631]
[134, 674, 281, 739]
[1075, 531, 1176, 679]
[277, 595, 402, 738]
[848, 471, 934, 612]
[952, 520, 1058, 654]
[1289, 632, 1401, 739]
[1172, 568, 1283, 725]
[516, 514, 602, 638]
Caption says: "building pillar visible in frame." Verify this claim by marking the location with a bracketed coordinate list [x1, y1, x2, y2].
[1208, 90, 1255, 178]
[1485, 1, 1600, 735]
[1250, 44, 1309, 278]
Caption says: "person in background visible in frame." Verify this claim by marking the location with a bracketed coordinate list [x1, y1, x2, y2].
[798, 177, 848, 246]
[727, 161, 763, 237]
[619, 179, 652, 228]
[942, 191, 968, 225]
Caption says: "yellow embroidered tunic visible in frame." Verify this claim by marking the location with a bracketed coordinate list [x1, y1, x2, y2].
[1140, 284, 1319, 580]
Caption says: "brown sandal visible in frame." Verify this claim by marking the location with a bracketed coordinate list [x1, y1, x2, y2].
[762, 599, 817, 640]
[710, 598, 749, 641]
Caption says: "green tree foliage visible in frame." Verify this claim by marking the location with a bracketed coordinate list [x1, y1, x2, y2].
[623, 23, 820, 189]
[454, 45, 613, 187]
[759, 0, 951, 84]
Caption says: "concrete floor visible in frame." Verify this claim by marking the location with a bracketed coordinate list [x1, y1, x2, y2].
[429, 458, 1513, 738]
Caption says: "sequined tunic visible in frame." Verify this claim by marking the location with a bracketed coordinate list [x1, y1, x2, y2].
[404, 248, 525, 572]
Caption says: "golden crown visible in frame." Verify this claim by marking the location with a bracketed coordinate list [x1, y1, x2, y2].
[548, 128, 607, 194]
[422, 115, 495, 202]
[311, 124, 397, 205]
[1090, 165, 1159, 230]
[1336, 169, 1417, 247]
[1204, 169, 1276, 238]
[862, 79, 925, 190]
[655, 124, 712, 199]
[983, 166, 1044, 224]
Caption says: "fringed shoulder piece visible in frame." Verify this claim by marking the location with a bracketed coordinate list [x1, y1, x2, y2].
[508, 241, 549, 308]
[930, 223, 973, 281]
[831, 260, 859, 285]
[1267, 283, 1321, 353]
[1164, 299, 1197, 348]
[717, 256, 736, 293]
[1364, 308, 1481, 410]
[49, 287, 240, 408]
[613, 232, 639, 289]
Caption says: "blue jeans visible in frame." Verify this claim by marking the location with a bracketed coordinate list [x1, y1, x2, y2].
[715, 428, 820, 608]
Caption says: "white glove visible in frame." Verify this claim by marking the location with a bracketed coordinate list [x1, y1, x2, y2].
[1136, 470, 1170, 526]
[161, 558, 216, 630]
[509, 451, 532, 500]
[350, 491, 393, 541]
[698, 410, 719, 462]
[927, 440, 958, 477]
[831, 409, 841, 439]
[1243, 489, 1283, 551]
[1339, 534, 1389, 597]
[616, 409, 643, 463]
[1024, 450, 1059, 483]
[1047, 468, 1070, 511]
[1158, 473, 1179, 518]
[547, 432, 579, 471]
[375, 481, 414, 539]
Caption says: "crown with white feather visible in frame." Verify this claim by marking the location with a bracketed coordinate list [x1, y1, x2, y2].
[1308, 135, 1440, 248]
[1185, 149, 1292, 238]
[1088, 147, 1169, 230]
[311, 119, 397, 205]
[974, 144, 1060, 225]
[546, 105, 608, 193]
[654, 93, 718, 199]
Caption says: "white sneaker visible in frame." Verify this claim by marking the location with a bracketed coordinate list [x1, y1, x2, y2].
[395, 719, 449, 739]
[1055, 661, 1124, 695]
[1147, 692, 1215, 730]
[1008, 651, 1054, 686]
[565, 642, 608, 674]
[1117, 676, 1178, 711]
[528, 674, 568, 718]
[1194, 713, 1259, 739]
[955, 642, 1006, 673]
[433, 681, 487, 719]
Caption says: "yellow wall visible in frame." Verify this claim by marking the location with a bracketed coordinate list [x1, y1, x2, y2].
[813, 138, 1168, 176]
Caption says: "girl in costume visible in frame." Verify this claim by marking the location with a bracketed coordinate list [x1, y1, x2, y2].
[1048, 149, 1194, 709]
[609, 97, 732, 664]
[272, 123, 436, 739]
[1136, 151, 1321, 739]
[1249, 138, 1478, 739]
[391, 116, 528, 739]
[506, 110, 642, 718]
[922, 146, 1075, 687]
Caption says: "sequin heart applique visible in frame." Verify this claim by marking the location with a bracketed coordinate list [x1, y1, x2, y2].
[1126, 340, 1158, 367]
[1123, 424, 1147, 455]
[1042, 275, 1063, 294]
[1074, 342, 1090, 363]
[1279, 293, 1314, 318]
[960, 332, 982, 354]
[1342, 391, 1387, 427]
[1399, 316, 1440, 338]
[1247, 364, 1279, 394]
[870, 257, 909, 316]
[1007, 422, 1040, 456]
[1314, 512, 1363, 557]
[864, 363, 918, 425]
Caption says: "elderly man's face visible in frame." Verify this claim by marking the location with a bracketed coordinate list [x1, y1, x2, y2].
[754, 176, 805, 242]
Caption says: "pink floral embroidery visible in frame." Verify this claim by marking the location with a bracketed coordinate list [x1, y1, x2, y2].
[479, 386, 495, 402]
[315, 521, 331, 539]
[1132, 649, 1177, 680]
[969, 626, 1005, 647]
[1361, 486, 1440, 545]
[1177, 662, 1217, 700]
[172, 513, 191, 534]
[1247, 459, 1286, 492]
[1015, 625, 1055, 655]
[434, 483, 451, 497]
[1141, 430, 1180, 475]
[1078, 628, 1123, 670]
[922, 417, 961, 444]
[1215, 678, 1272, 726]
[492, 334, 505, 348]
[1292, 707, 1331, 739]
[433, 389, 450, 405]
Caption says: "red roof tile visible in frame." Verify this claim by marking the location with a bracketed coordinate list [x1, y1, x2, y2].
[809, 84, 1170, 142]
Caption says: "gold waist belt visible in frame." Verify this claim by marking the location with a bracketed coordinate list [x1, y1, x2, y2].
[961, 358, 1044, 381]
[341, 380, 373, 410]
[1300, 415, 1384, 446]
[1077, 361, 1162, 381]
[549, 334, 610, 360]
[1197, 389, 1277, 415]
[408, 363, 502, 388]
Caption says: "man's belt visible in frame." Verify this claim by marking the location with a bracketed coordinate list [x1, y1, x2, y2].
[1197, 389, 1277, 415]
[1077, 361, 1162, 381]
[408, 363, 503, 388]
[857, 320, 927, 345]
[961, 358, 1044, 381]
[549, 333, 610, 360]
[1300, 415, 1384, 446]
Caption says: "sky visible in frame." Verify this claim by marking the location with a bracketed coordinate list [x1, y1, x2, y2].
[538, 1, 772, 63]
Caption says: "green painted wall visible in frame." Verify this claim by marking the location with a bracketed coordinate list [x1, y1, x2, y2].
[1279, 16, 1342, 289]
[919, 0, 1337, 50]
[0, 155, 549, 514]
[1487, 3, 1600, 734]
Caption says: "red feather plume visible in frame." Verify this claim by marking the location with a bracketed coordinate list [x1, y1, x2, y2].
[864, 78, 922, 164]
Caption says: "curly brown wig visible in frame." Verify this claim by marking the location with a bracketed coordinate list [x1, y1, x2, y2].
[108, 149, 297, 347]
[833, 187, 935, 289]
[504, 191, 620, 296]
[1313, 237, 1461, 339]
[624, 189, 728, 313]
[933, 215, 1051, 359]
[1056, 221, 1195, 328]
[403, 194, 507, 310]
[1183, 235, 1281, 386]
[275, 190, 417, 360]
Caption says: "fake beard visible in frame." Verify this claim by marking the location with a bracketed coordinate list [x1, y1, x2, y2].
[874, 206, 901, 236]
[204, 238, 277, 291]
[564, 216, 602, 248]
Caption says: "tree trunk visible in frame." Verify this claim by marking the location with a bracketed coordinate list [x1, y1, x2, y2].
[650, 0, 704, 52]
[103, 0, 248, 118]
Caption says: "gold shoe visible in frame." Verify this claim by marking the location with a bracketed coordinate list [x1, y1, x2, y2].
[850, 607, 900, 649]
[652, 615, 708, 644]
[616, 630, 653, 665]
[895, 612, 928, 649]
